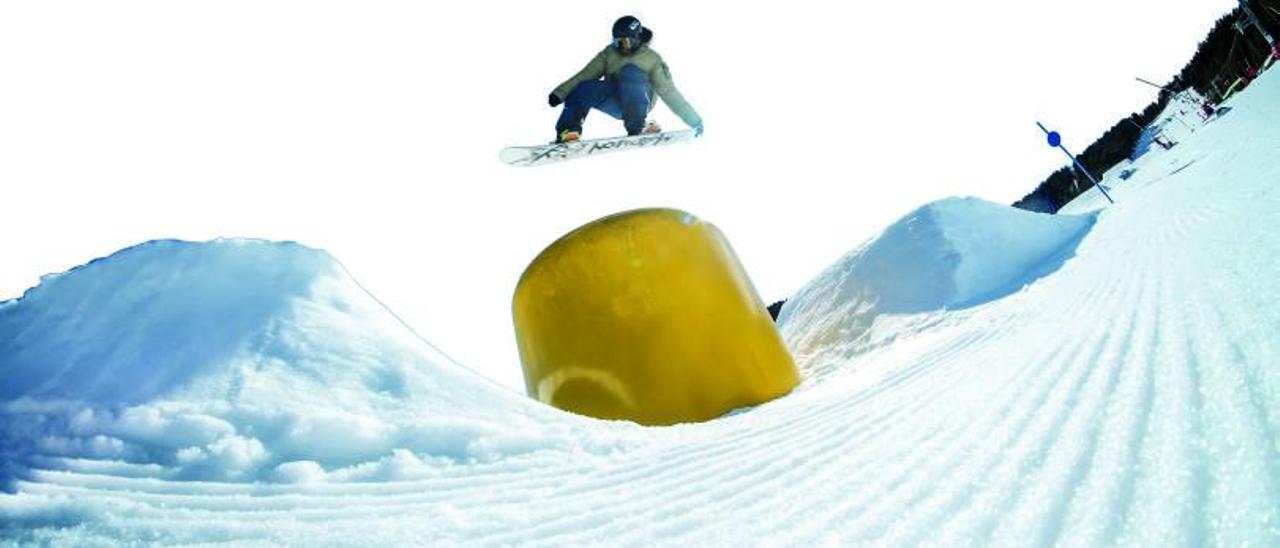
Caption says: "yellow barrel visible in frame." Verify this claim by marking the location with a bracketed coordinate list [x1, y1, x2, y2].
[513, 208, 800, 426]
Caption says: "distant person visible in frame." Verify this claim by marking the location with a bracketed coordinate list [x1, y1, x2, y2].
[1243, 65, 1259, 86]
[547, 16, 704, 143]
[1201, 101, 1217, 120]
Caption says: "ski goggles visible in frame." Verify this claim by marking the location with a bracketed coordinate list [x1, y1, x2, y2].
[612, 36, 639, 51]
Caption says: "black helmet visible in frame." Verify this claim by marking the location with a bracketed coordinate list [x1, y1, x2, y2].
[611, 16, 651, 54]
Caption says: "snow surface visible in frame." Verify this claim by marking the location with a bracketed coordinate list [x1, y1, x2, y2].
[2, 67, 1279, 547]
[0, 239, 631, 486]
[777, 197, 1094, 376]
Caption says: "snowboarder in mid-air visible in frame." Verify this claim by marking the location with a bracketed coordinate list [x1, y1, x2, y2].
[548, 16, 704, 143]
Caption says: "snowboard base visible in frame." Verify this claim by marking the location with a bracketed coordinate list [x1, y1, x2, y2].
[500, 130, 697, 167]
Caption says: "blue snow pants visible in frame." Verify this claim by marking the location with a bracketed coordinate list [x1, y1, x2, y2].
[556, 64, 652, 137]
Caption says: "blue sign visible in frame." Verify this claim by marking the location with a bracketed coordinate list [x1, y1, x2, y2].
[1036, 122, 1115, 204]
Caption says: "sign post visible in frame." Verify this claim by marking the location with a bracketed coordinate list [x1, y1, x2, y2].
[1036, 122, 1115, 204]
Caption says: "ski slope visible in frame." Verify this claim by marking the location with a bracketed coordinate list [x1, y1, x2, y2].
[1, 69, 1278, 546]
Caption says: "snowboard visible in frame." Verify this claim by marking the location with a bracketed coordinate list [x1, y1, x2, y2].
[500, 129, 697, 167]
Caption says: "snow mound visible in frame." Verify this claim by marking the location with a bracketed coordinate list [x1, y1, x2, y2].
[0, 239, 601, 484]
[778, 197, 1092, 364]
[5, 239, 348, 402]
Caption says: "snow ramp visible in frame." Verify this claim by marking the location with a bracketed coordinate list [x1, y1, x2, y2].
[0, 239, 599, 485]
[778, 197, 1093, 371]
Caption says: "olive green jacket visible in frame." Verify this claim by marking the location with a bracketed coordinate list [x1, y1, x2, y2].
[553, 45, 702, 128]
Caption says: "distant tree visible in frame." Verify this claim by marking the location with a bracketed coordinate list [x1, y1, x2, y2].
[1012, 191, 1057, 214]
[767, 300, 785, 322]
[1256, 0, 1280, 37]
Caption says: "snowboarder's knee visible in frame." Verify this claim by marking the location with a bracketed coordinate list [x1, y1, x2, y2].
[566, 79, 609, 105]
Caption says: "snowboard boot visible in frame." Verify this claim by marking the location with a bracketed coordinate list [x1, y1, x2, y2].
[642, 120, 662, 135]
[556, 129, 581, 143]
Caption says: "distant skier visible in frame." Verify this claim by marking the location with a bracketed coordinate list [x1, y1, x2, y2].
[548, 16, 704, 143]
[1200, 101, 1216, 120]
[1242, 65, 1259, 86]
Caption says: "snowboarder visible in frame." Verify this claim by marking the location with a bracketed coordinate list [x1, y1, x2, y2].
[548, 16, 704, 143]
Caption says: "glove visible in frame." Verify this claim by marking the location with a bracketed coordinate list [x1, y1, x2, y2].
[548, 93, 562, 108]
[693, 123, 704, 137]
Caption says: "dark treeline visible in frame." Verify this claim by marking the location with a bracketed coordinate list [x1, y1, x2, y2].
[1014, 0, 1279, 213]
[1175, 0, 1279, 101]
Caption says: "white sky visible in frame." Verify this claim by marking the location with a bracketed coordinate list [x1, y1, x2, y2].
[0, 1, 1239, 390]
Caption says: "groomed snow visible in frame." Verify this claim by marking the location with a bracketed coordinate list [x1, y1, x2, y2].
[2, 67, 1278, 547]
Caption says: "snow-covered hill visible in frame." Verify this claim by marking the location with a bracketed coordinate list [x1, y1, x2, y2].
[0, 240, 633, 486]
[2, 66, 1278, 547]
[777, 197, 1094, 379]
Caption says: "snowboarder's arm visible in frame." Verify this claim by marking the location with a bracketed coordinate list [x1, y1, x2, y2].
[553, 50, 608, 101]
[650, 61, 702, 129]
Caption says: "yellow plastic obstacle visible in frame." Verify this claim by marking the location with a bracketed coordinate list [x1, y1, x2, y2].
[513, 208, 800, 426]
